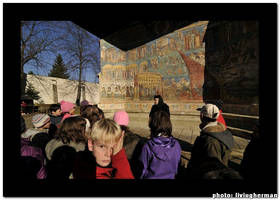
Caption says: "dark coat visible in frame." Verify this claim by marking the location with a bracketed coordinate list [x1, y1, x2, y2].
[49, 114, 63, 125]
[149, 95, 170, 117]
[187, 122, 234, 178]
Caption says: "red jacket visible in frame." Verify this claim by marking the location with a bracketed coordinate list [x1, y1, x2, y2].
[111, 148, 134, 179]
[74, 148, 134, 179]
[217, 110, 227, 128]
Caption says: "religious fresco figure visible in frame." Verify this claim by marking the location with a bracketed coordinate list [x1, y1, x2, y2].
[101, 87, 106, 98]
[107, 87, 112, 98]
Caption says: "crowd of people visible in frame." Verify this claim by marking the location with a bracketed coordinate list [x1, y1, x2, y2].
[20, 95, 257, 180]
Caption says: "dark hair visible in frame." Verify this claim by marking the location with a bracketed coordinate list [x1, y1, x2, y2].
[149, 111, 172, 137]
[48, 104, 61, 114]
[120, 125, 129, 133]
[55, 116, 87, 144]
[201, 116, 217, 123]
[98, 107, 105, 119]
[46, 145, 76, 179]
[80, 105, 100, 128]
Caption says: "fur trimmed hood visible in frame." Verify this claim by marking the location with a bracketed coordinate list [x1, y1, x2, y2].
[201, 122, 234, 150]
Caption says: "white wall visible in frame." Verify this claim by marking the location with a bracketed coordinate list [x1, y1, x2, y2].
[26, 74, 100, 105]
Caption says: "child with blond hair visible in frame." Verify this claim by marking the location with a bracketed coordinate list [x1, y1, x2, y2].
[73, 118, 134, 179]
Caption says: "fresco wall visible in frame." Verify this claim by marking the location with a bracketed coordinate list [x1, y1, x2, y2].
[99, 21, 209, 113]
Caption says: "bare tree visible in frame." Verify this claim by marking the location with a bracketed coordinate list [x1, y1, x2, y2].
[20, 21, 64, 77]
[60, 21, 100, 105]
[20, 21, 66, 94]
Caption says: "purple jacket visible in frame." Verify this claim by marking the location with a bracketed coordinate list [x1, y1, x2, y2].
[139, 136, 181, 179]
[21, 138, 47, 179]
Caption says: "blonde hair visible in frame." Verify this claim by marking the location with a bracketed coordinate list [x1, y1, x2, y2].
[89, 118, 122, 144]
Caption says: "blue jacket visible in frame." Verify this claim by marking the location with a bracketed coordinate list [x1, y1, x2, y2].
[139, 136, 181, 179]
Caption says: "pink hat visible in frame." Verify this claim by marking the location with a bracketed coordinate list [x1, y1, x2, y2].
[113, 110, 129, 126]
[60, 100, 75, 113]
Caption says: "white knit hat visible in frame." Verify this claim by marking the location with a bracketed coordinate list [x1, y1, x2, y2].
[32, 114, 50, 128]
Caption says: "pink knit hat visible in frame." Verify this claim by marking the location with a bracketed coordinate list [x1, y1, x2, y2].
[113, 110, 129, 126]
[60, 100, 75, 113]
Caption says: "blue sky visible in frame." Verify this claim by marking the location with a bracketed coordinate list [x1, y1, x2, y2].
[23, 21, 100, 83]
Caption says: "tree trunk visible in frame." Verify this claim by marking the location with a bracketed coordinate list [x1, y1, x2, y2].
[76, 63, 83, 106]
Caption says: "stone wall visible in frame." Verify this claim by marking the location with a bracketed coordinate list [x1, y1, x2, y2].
[26, 74, 100, 105]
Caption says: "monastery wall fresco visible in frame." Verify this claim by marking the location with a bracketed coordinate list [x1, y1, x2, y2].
[99, 21, 209, 114]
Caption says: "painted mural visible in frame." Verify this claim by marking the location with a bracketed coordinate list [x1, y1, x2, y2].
[100, 21, 209, 103]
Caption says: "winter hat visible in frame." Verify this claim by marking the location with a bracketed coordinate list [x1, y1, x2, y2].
[60, 100, 75, 113]
[80, 100, 89, 107]
[199, 104, 220, 120]
[32, 114, 50, 128]
[113, 111, 129, 126]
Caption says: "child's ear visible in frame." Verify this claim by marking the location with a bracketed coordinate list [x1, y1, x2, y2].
[88, 138, 94, 151]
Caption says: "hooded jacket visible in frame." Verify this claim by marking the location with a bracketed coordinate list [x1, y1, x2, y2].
[21, 138, 47, 179]
[149, 95, 170, 117]
[139, 136, 181, 179]
[188, 122, 234, 173]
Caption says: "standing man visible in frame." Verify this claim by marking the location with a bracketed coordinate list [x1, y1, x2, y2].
[149, 95, 170, 118]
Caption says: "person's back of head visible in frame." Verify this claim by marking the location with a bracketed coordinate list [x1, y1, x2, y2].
[149, 110, 172, 137]
[98, 107, 105, 119]
[60, 100, 76, 114]
[46, 145, 76, 179]
[199, 103, 220, 123]
[32, 113, 51, 129]
[80, 105, 100, 129]
[30, 132, 51, 156]
[55, 116, 87, 144]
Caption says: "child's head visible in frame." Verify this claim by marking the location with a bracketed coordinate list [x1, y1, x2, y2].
[149, 111, 172, 137]
[48, 104, 62, 116]
[60, 100, 76, 115]
[199, 103, 219, 123]
[80, 100, 90, 113]
[32, 113, 51, 129]
[55, 116, 87, 144]
[80, 105, 100, 129]
[87, 119, 122, 167]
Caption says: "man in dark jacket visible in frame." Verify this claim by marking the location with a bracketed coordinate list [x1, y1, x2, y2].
[187, 103, 234, 179]
[149, 95, 170, 118]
